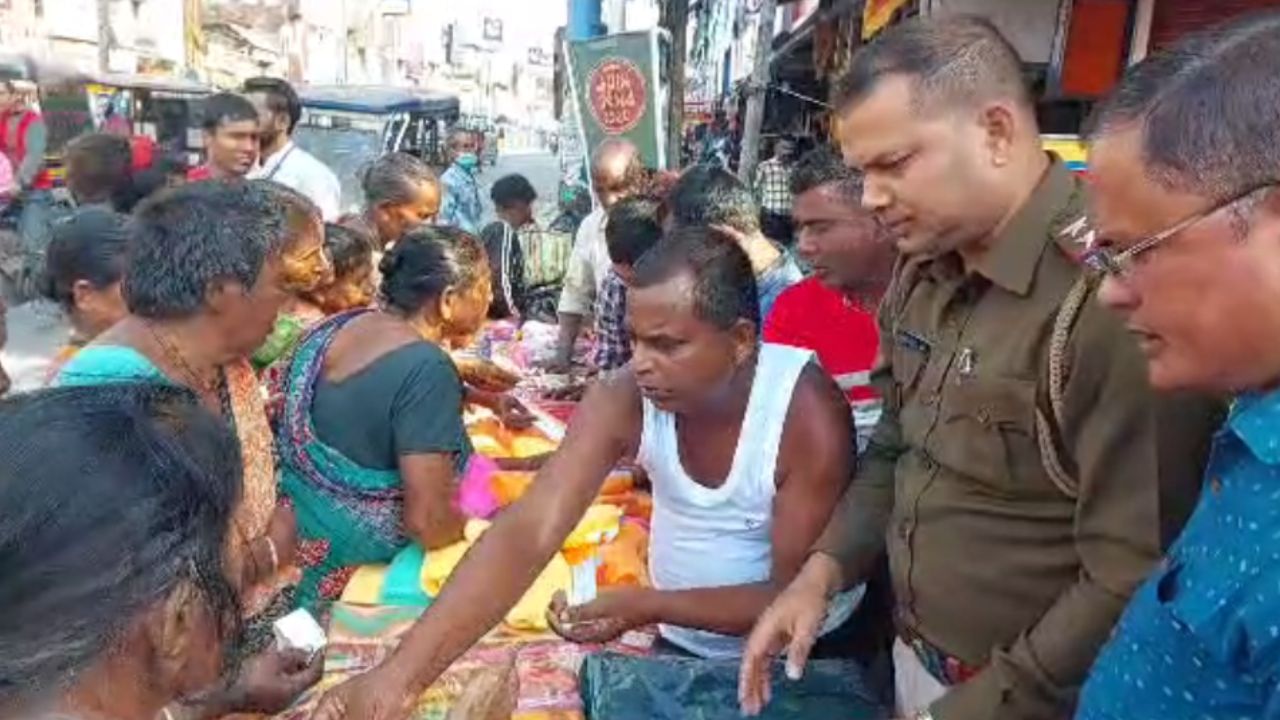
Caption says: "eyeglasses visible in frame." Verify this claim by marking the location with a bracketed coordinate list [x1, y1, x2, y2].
[1083, 183, 1274, 278]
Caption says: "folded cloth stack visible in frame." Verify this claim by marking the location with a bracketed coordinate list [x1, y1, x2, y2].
[340, 506, 641, 632]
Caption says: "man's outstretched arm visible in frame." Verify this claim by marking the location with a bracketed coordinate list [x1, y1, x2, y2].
[311, 372, 642, 720]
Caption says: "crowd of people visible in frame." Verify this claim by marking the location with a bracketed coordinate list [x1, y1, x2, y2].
[4, 9, 1280, 720]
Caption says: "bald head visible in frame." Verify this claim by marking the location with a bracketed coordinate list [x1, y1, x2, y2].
[834, 15, 1031, 117]
[592, 139, 643, 180]
[591, 139, 647, 209]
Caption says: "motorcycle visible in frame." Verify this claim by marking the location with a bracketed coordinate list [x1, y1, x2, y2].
[0, 192, 70, 305]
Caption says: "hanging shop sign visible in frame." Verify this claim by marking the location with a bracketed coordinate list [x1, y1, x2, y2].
[565, 30, 666, 170]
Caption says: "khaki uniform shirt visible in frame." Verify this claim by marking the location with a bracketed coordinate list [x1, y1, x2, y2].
[816, 159, 1224, 719]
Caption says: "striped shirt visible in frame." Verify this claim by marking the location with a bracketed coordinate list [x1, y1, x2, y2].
[763, 277, 881, 449]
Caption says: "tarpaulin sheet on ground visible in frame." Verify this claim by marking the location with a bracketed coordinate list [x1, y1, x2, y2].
[581, 653, 891, 720]
[277, 603, 654, 720]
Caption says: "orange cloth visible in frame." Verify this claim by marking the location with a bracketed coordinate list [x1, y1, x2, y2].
[598, 521, 649, 588]
[469, 420, 558, 459]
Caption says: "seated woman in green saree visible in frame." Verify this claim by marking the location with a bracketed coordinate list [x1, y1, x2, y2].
[274, 225, 490, 611]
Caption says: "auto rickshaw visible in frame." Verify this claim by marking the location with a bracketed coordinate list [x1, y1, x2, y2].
[294, 85, 462, 215]
[82, 73, 214, 167]
[0, 57, 213, 301]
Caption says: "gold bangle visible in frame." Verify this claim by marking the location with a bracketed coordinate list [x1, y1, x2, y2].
[264, 536, 279, 575]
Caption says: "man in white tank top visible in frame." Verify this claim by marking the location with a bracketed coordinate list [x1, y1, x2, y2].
[308, 227, 861, 718]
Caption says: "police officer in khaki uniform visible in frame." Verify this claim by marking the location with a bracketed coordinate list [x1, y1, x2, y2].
[739, 16, 1224, 720]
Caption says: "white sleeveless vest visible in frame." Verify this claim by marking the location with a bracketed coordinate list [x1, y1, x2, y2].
[640, 343, 862, 658]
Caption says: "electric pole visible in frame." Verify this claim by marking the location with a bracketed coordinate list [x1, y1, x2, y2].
[738, 0, 777, 183]
[97, 0, 112, 73]
[661, 0, 689, 170]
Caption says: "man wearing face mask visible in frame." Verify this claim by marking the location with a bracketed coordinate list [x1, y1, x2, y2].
[438, 129, 483, 234]
[244, 77, 342, 221]
[738, 16, 1224, 720]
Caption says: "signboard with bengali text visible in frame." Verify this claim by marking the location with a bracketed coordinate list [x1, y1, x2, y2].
[566, 31, 665, 170]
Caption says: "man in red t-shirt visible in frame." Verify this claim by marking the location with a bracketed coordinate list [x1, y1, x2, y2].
[0, 79, 55, 259]
[763, 146, 896, 449]
[188, 92, 260, 182]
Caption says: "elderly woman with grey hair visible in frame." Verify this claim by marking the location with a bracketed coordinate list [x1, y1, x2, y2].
[0, 384, 321, 720]
[53, 179, 330, 645]
[357, 152, 442, 249]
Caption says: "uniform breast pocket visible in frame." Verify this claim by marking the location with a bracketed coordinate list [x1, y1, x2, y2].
[1151, 559, 1257, 667]
[890, 330, 930, 396]
[936, 377, 1042, 494]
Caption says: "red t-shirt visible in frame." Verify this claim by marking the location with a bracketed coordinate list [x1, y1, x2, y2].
[763, 277, 880, 406]
[186, 165, 213, 182]
[129, 135, 155, 171]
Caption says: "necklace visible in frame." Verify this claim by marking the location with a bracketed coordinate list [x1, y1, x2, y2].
[145, 322, 224, 397]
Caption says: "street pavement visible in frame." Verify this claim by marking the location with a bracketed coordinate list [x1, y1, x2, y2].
[0, 150, 567, 394]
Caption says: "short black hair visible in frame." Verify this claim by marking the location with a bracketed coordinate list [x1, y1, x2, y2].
[201, 92, 258, 133]
[42, 207, 130, 310]
[1087, 11, 1280, 199]
[131, 153, 189, 204]
[791, 145, 865, 201]
[242, 76, 302, 133]
[379, 225, 488, 314]
[631, 226, 759, 331]
[833, 15, 1030, 115]
[0, 384, 242, 707]
[65, 132, 134, 211]
[361, 152, 438, 207]
[324, 222, 374, 278]
[666, 164, 761, 234]
[124, 181, 298, 319]
[490, 174, 537, 210]
[605, 195, 663, 267]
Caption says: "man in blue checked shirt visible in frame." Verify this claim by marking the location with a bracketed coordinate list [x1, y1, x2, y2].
[592, 195, 664, 372]
[1076, 12, 1280, 719]
[438, 129, 484, 234]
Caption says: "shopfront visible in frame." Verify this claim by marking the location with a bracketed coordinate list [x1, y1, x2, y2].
[1147, 0, 1280, 51]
